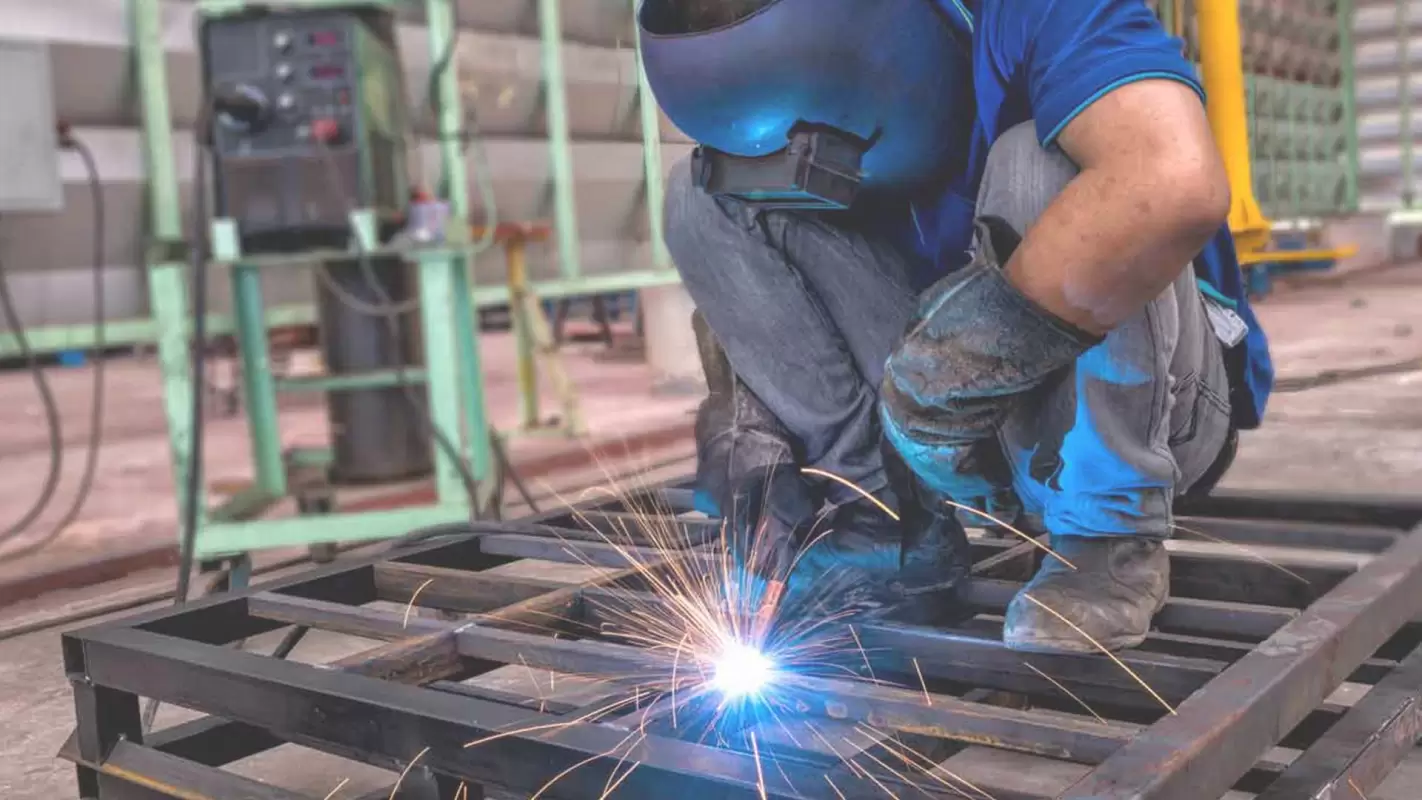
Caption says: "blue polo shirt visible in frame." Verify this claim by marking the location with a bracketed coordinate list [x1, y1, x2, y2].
[891, 0, 1272, 429]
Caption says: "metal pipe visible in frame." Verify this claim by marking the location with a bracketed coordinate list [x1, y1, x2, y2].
[129, 0, 205, 529]
[538, 0, 582, 279]
[425, 0, 492, 484]
[1196, 0, 1274, 254]
[633, 3, 671, 270]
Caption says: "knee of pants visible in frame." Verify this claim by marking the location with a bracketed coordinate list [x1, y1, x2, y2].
[663, 154, 746, 276]
[976, 121, 1081, 235]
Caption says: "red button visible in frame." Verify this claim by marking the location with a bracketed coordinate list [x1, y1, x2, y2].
[311, 118, 342, 143]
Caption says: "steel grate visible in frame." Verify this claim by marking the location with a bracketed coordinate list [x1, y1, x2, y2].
[59, 481, 1422, 799]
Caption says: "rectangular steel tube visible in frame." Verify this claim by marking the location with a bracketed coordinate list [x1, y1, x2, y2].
[77, 627, 960, 800]
[1063, 526, 1422, 799]
[1254, 639, 1422, 799]
[245, 593, 1143, 764]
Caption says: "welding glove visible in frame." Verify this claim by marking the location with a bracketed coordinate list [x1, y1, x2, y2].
[881, 216, 1102, 512]
[690, 310, 822, 581]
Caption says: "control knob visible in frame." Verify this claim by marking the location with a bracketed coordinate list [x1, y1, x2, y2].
[212, 83, 272, 134]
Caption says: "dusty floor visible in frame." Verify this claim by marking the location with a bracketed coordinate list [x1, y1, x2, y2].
[2, 267, 1422, 798]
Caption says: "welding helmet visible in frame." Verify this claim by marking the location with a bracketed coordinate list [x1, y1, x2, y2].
[638, 0, 972, 209]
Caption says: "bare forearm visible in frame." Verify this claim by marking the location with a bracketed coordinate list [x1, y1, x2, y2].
[1003, 163, 1225, 336]
[1001, 80, 1231, 337]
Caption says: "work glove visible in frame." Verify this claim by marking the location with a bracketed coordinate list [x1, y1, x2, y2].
[880, 216, 1102, 514]
[689, 309, 822, 582]
[725, 464, 822, 582]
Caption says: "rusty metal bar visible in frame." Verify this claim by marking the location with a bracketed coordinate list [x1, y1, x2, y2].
[1062, 525, 1422, 799]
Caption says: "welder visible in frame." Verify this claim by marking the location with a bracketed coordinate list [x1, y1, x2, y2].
[638, 0, 1271, 653]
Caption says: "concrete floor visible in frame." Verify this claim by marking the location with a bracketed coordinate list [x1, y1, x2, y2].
[3, 267, 1422, 798]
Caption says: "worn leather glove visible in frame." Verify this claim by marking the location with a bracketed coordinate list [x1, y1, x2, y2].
[881, 216, 1102, 507]
[724, 465, 821, 582]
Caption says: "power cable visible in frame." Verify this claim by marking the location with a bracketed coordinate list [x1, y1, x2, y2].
[0, 253, 64, 548]
[0, 124, 110, 555]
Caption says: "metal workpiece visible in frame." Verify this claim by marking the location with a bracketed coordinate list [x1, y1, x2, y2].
[57, 481, 1422, 799]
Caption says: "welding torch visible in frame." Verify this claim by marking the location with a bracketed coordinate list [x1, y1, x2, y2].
[750, 519, 801, 637]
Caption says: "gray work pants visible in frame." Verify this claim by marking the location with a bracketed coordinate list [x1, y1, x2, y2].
[666, 122, 1233, 537]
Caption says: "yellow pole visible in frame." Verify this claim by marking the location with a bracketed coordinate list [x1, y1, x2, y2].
[504, 234, 542, 429]
[1195, 0, 1273, 255]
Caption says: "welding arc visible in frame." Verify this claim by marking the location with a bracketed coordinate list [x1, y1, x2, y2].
[0, 128, 110, 556]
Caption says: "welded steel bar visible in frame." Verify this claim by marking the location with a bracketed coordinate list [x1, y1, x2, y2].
[1175, 488, 1422, 530]
[374, 562, 568, 613]
[1254, 638, 1422, 799]
[1170, 516, 1401, 553]
[74, 627, 961, 800]
[964, 579, 1298, 642]
[1062, 526, 1422, 800]
[70, 740, 310, 800]
[244, 593, 1152, 766]
[575, 588, 1224, 709]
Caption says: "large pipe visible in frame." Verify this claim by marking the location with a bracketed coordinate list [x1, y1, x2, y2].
[1196, 0, 1274, 255]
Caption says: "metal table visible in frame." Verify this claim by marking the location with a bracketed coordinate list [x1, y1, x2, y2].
[59, 481, 1422, 799]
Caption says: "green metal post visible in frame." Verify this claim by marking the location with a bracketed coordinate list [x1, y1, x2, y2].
[129, 0, 206, 531]
[426, 0, 492, 484]
[213, 219, 287, 498]
[633, 6, 670, 270]
[1338, 0, 1360, 212]
[1401, 0, 1415, 208]
[538, 0, 582, 279]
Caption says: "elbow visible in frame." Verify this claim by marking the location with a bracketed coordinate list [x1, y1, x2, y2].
[1157, 154, 1232, 247]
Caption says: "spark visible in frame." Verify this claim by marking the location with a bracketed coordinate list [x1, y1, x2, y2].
[1019, 593, 1177, 715]
[321, 778, 349, 800]
[1349, 777, 1369, 799]
[939, 499, 1077, 570]
[1170, 521, 1311, 585]
[912, 657, 932, 706]
[454, 466, 1070, 799]
[1021, 662, 1107, 724]
[402, 578, 435, 629]
[388, 747, 430, 800]
[750, 732, 769, 800]
[801, 467, 900, 520]
[712, 641, 778, 699]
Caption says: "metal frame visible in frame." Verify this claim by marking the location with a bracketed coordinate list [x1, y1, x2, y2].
[60, 483, 1422, 799]
[107, 0, 683, 564]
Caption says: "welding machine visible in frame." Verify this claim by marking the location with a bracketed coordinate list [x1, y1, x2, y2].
[198, 4, 431, 484]
[200, 6, 410, 253]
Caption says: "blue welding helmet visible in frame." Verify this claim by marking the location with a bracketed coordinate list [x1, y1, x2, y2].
[638, 0, 972, 207]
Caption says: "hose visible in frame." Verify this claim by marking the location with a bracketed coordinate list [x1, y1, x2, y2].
[0, 124, 110, 556]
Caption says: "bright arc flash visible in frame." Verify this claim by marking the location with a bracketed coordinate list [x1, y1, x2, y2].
[712, 642, 776, 699]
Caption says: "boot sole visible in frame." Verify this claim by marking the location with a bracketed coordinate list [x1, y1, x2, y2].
[1002, 631, 1150, 655]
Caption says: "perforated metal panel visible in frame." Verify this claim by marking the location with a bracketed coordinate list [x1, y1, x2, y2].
[0, 39, 62, 212]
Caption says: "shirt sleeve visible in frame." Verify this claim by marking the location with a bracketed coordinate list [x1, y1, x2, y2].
[983, 0, 1205, 147]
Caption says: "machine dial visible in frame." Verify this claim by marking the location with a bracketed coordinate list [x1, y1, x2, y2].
[213, 83, 272, 134]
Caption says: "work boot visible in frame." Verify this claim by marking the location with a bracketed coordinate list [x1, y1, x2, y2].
[784, 465, 973, 626]
[1003, 536, 1169, 654]
[784, 495, 905, 619]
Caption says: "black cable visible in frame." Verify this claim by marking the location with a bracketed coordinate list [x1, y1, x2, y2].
[0, 129, 109, 559]
[0, 252, 64, 547]
[174, 107, 213, 608]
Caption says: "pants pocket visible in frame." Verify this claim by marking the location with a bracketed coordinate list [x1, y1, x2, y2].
[1168, 368, 1233, 489]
